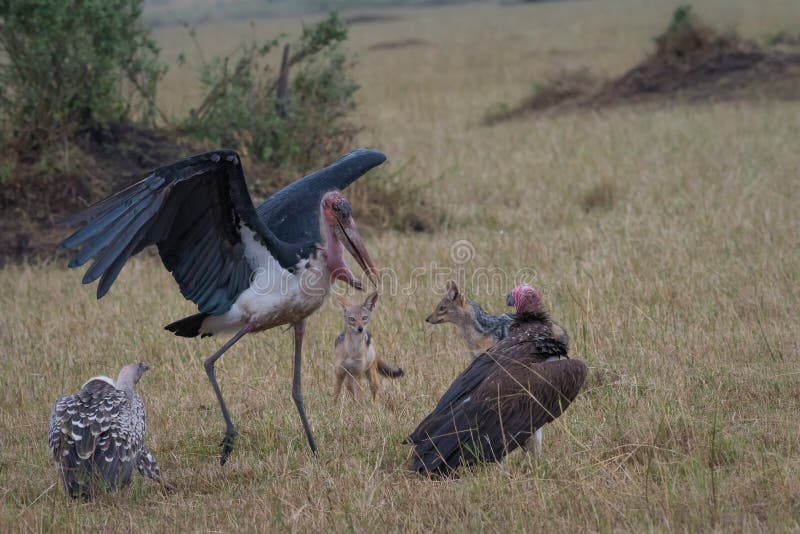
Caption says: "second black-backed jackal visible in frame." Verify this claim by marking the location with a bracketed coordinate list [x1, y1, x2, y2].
[426, 280, 569, 357]
[334, 292, 404, 401]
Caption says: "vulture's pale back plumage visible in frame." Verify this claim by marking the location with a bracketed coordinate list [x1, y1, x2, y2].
[48, 362, 165, 498]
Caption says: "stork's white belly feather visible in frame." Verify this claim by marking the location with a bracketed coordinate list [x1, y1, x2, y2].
[201, 230, 332, 335]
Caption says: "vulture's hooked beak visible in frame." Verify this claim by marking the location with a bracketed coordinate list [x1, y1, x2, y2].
[506, 292, 515, 307]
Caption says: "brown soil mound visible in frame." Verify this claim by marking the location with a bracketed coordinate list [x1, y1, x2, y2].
[344, 13, 403, 25]
[483, 69, 600, 125]
[0, 124, 188, 264]
[490, 8, 800, 122]
[590, 16, 800, 106]
[368, 38, 429, 51]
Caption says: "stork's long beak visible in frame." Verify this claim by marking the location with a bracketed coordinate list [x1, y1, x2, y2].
[335, 215, 378, 288]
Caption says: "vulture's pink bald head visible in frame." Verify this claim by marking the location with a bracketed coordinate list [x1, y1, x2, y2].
[506, 284, 542, 314]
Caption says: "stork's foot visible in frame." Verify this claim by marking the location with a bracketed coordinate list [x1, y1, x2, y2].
[306, 431, 318, 456]
[219, 430, 238, 465]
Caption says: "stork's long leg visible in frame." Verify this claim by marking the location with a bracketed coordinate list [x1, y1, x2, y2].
[204, 322, 255, 465]
[292, 319, 317, 454]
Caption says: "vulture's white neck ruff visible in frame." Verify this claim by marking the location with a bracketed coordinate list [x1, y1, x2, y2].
[81, 376, 115, 389]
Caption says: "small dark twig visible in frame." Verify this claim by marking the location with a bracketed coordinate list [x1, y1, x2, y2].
[275, 44, 291, 118]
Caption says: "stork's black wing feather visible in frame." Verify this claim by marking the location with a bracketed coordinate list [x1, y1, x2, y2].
[257, 148, 387, 243]
[59, 150, 272, 314]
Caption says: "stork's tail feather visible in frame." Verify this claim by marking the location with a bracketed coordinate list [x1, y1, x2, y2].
[165, 313, 210, 338]
[377, 358, 404, 378]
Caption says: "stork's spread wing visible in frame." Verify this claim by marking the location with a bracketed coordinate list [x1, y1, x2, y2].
[410, 359, 586, 475]
[48, 395, 66, 458]
[59, 148, 387, 315]
[59, 150, 267, 314]
[257, 149, 387, 244]
[49, 379, 145, 497]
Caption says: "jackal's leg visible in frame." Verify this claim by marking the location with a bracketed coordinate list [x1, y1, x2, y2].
[367, 364, 379, 401]
[345, 375, 358, 400]
[333, 368, 346, 401]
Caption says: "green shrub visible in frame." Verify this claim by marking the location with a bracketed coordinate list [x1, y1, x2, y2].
[0, 0, 165, 148]
[763, 30, 800, 47]
[181, 13, 358, 171]
[662, 5, 694, 37]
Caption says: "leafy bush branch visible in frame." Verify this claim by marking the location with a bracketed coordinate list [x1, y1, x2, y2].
[179, 13, 359, 171]
[0, 0, 165, 149]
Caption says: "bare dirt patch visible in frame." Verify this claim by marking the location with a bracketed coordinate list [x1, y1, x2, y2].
[590, 16, 800, 107]
[368, 38, 429, 52]
[344, 13, 404, 26]
[487, 8, 800, 123]
[483, 69, 600, 125]
[0, 124, 188, 264]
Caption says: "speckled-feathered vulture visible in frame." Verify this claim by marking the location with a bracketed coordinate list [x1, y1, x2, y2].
[48, 362, 168, 499]
[407, 284, 585, 476]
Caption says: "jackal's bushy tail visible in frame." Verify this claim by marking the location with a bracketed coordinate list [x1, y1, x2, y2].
[377, 358, 404, 378]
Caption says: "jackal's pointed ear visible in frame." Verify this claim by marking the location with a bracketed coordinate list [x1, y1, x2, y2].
[446, 280, 460, 301]
[363, 291, 379, 311]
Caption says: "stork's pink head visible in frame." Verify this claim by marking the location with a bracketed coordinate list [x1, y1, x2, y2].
[506, 284, 542, 314]
[321, 190, 352, 226]
[320, 190, 377, 290]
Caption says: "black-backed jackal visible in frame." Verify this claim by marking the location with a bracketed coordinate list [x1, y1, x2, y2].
[426, 280, 569, 357]
[334, 292, 403, 400]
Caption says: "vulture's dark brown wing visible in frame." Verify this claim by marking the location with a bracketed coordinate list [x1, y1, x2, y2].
[410, 359, 586, 475]
[405, 353, 508, 445]
[406, 316, 567, 445]
[490, 336, 567, 360]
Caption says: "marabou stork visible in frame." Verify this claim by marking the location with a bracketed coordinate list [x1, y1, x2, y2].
[48, 362, 170, 499]
[59, 149, 386, 464]
[407, 284, 586, 475]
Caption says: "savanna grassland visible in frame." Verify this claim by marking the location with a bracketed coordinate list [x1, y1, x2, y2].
[2, 0, 800, 531]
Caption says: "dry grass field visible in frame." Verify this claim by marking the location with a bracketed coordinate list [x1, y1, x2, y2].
[2, 0, 800, 531]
